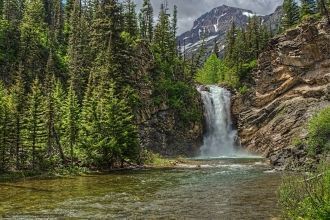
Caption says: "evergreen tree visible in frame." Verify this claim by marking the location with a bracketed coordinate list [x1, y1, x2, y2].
[90, 0, 131, 85]
[10, 72, 25, 169]
[172, 5, 178, 38]
[49, 0, 64, 48]
[317, 0, 330, 23]
[62, 82, 80, 165]
[19, 0, 49, 85]
[97, 82, 139, 167]
[195, 53, 228, 84]
[225, 22, 237, 65]
[139, 0, 153, 42]
[0, 0, 22, 84]
[0, 83, 13, 171]
[123, 0, 138, 38]
[282, 0, 300, 29]
[153, 3, 176, 77]
[300, 0, 317, 18]
[68, 0, 90, 100]
[79, 73, 100, 164]
[52, 78, 65, 162]
[24, 78, 47, 170]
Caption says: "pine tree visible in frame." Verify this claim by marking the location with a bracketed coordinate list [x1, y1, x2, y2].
[49, 0, 64, 48]
[97, 82, 139, 167]
[52, 78, 66, 162]
[195, 53, 228, 84]
[0, 0, 22, 84]
[301, 0, 317, 19]
[123, 0, 138, 38]
[68, 0, 90, 100]
[24, 78, 47, 170]
[172, 5, 178, 38]
[317, 0, 330, 23]
[139, 0, 153, 42]
[282, 0, 300, 29]
[19, 0, 49, 85]
[44, 73, 57, 159]
[153, 3, 176, 77]
[79, 73, 101, 164]
[0, 83, 13, 171]
[62, 82, 80, 165]
[225, 21, 237, 65]
[10, 72, 25, 170]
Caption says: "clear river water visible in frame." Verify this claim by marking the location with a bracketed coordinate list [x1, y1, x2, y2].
[0, 158, 283, 219]
[0, 86, 283, 219]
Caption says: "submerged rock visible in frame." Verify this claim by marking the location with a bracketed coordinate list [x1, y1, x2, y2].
[232, 19, 330, 170]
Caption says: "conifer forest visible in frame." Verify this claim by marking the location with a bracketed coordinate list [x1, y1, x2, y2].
[0, 0, 191, 171]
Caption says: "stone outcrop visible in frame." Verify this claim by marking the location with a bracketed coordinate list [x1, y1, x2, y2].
[232, 19, 330, 168]
[133, 43, 203, 157]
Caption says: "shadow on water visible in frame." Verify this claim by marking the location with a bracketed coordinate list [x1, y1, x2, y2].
[0, 183, 56, 192]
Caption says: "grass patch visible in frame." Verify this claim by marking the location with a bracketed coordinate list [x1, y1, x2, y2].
[279, 163, 330, 219]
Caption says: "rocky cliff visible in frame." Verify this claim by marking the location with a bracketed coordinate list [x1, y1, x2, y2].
[232, 19, 330, 168]
[133, 44, 203, 157]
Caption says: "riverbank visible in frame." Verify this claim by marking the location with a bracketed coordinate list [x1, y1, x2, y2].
[0, 156, 197, 183]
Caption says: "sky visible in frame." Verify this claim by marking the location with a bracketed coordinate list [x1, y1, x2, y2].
[133, 0, 284, 35]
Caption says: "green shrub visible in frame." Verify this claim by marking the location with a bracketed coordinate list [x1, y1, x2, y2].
[153, 79, 202, 125]
[308, 107, 330, 155]
[238, 85, 249, 95]
[279, 163, 330, 219]
[237, 59, 257, 79]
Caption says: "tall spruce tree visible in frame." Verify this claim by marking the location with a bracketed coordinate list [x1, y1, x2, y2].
[300, 0, 317, 18]
[52, 78, 66, 162]
[10, 72, 25, 169]
[97, 82, 139, 167]
[24, 78, 47, 170]
[317, 0, 330, 23]
[123, 0, 138, 38]
[0, 0, 22, 84]
[19, 0, 49, 85]
[139, 0, 153, 42]
[68, 0, 90, 100]
[282, 0, 300, 29]
[62, 82, 80, 165]
[79, 73, 100, 164]
[0, 83, 13, 171]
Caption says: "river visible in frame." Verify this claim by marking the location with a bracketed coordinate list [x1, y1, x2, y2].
[0, 158, 283, 219]
[0, 86, 284, 219]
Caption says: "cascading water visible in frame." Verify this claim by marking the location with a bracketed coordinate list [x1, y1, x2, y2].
[198, 85, 240, 157]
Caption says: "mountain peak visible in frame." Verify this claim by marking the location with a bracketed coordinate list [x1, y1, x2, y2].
[177, 5, 282, 59]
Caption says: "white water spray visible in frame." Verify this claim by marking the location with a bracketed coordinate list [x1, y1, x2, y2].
[198, 85, 241, 157]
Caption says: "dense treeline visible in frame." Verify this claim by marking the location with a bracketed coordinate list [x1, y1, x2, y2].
[196, 0, 330, 89]
[0, 0, 198, 172]
[196, 16, 271, 90]
[282, 0, 330, 29]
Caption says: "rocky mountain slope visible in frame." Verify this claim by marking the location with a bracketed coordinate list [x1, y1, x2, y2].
[232, 19, 330, 169]
[177, 5, 282, 59]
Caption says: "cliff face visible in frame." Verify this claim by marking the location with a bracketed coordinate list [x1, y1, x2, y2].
[133, 44, 203, 157]
[232, 19, 330, 165]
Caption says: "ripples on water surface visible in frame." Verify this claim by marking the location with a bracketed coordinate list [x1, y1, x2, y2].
[0, 158, 283, 219]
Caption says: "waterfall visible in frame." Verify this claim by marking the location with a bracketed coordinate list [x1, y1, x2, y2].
[198, 85, 239, 157]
